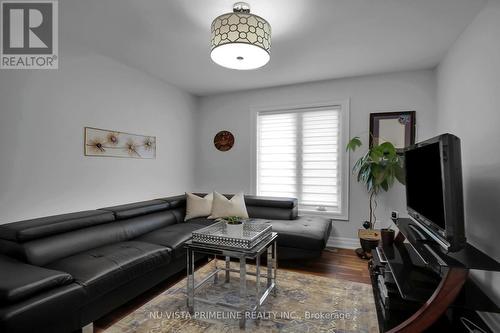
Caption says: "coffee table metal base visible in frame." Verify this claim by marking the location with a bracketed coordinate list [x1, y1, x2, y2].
[186, 235, 278, 329]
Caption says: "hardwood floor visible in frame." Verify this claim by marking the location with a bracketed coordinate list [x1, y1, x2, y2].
[94, 247, 370, 332]
[280, 247, 371, 284]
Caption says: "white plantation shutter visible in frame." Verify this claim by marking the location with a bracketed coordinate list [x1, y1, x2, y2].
[256, 105, 348, 217]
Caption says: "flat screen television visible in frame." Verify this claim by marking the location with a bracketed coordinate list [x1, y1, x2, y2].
[404, 133, 466, 252]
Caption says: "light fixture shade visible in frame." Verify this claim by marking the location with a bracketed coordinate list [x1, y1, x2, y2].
[210, 4, 271, 70]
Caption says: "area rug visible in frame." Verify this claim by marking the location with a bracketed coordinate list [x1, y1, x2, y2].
[104, 263, 378, 333]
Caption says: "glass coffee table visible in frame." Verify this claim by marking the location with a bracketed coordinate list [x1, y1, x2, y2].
[184, 220, 278, 329]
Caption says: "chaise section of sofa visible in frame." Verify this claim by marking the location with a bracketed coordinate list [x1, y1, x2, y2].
[0, 193, 332, 333]
[189, 193, 332, 259]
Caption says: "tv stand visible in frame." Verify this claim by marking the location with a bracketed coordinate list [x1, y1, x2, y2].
[369, 218, 500, 332]
[407, 223, 428, 241]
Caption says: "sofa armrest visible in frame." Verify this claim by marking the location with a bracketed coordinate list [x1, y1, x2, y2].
[0, 255, 73, 304]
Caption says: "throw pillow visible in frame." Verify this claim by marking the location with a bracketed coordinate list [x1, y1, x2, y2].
[184, 192, 213, 221]
[209, 191, 249, 219]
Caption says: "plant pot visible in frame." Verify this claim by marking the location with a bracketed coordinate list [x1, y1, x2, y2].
[381, 228, 395, 247]
[226, 222, 244, 238]
[359, 237, 379, 254]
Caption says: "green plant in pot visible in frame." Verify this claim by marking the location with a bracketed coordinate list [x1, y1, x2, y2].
[346, 137, 405, 257]
[222, 216, 243, 225]
[219, 216, 244, 238]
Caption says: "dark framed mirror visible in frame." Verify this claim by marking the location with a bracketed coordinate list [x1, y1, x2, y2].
[369, 111, 416, 151]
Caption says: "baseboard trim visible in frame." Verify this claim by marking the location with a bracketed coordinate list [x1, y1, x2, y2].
[327, 236, 358, 249]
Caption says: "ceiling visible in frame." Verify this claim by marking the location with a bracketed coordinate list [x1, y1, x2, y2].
[62, 0, 486, 96]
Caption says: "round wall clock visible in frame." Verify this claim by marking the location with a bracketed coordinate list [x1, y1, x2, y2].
[214, 130, 235, 151]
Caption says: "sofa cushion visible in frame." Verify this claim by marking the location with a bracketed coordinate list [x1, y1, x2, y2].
[136, 223, 204, 258]
[158, 194, 186, 209]
[46, 241, 171, 301]
[0, 255, 73, 304]
[118, 211, 177, 239]
[18, 222, 128, 266]
[185, 192, 213, 221]
[186, 218, 218, 227]
[0, 210, 115, 242]
[169, 207, 186, 224]
[265, 216, 332, 251]
[100, 199, 170, 220]
[208, 192, 249, 219]
[244, 196, 298, 209]
[193, 193, 298, 220]
[3, 210, 177, 267]
[158, 194, 187, 223]
[194, 193, 297, 209]
[246, 196, 298, 220]
[247, 205, 298, 220]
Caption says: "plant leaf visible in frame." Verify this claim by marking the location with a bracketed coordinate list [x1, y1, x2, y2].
[395, 164, 406, 185]
[346, 137, 362, 152]
[353, 157, 363, 173]
[366, 178, 373, 192]
[370, 148, 383, 163]
[378, 142, 397, 156]
[372, 165, 386, 185]
[381, 180, 389, 191]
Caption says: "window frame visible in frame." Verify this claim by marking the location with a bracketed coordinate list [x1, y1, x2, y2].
[250, 100, 350, 220]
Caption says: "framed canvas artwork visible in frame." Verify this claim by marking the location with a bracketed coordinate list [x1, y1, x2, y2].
[84, 127, 156, 159]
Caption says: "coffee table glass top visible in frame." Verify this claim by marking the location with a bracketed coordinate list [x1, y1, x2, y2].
[193, 220, 270, 239]
[189, 219, 274, 252]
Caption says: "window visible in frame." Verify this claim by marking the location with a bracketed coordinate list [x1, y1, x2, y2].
[254, 102, 349, 219]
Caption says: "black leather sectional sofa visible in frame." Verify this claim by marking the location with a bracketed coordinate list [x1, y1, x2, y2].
[0, 194, 332, 333]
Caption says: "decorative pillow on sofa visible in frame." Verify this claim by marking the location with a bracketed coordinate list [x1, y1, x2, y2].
[184, 192, 213, 221]
[208, 192, 249, 219]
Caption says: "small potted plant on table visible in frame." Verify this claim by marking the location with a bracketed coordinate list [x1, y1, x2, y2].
[346, 137, 405, 259]
[220, 216, 244, 238]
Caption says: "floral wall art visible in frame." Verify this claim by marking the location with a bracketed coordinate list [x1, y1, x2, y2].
[84, 127, 156, 159]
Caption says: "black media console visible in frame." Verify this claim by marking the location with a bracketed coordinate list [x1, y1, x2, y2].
[369, 218, 500, 332]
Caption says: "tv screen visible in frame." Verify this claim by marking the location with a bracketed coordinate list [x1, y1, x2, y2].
[405, 142, 445, 230]
[404, 133, 466, 252]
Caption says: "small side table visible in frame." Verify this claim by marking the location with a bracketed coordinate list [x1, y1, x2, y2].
[184, 232, 278, 329]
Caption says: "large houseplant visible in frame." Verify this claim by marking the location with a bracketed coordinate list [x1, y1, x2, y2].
[346, 137, 405, 255]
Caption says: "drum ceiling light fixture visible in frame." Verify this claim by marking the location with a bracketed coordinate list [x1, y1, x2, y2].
[210, 2, 271, 70]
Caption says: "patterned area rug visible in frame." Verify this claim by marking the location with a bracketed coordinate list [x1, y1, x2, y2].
[105, 263, 378, 333]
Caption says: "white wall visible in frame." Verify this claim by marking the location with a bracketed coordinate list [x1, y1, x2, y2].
[194, 70, 437, 242]
[436, 0, 500, 327]
[0, 43, 198, 223]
